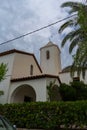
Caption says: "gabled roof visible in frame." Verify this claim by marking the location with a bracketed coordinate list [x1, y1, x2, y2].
[0, 49, 33, 56]
[59, 65, 71, 74]
[0, 49, 42, 73]
[11, 74, 61, 84]
[43, 41, 53, 47]
[40, 41, 61, 53]
[60, 65, 87, 74]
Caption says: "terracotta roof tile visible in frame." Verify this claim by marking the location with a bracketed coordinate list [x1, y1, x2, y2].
[11, 74, 61, 83]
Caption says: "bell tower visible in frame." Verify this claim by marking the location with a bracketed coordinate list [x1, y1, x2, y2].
[40, 41, 61, 75]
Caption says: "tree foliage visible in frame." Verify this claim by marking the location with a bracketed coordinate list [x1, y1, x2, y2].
[0, 91, 4, 96]
[0, 63, 8, 82]
[0, 63, 8, 96]
[59, 81, 87, 101]
[59, 1, 87, 77]
[47, 80, 61, 101]
[59, 83, 76, 101]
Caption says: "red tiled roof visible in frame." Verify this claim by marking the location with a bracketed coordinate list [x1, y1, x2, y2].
[11, 74, 61, 83]
[0, 49, 33, 56]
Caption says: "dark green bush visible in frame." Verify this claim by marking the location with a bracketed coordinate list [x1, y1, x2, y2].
[70, 81, 87, 100]
[1, 101, 87, 129]
[0, 104, 4, 115]
[59, 83, 76, 101]
[59, 81, 87, 101]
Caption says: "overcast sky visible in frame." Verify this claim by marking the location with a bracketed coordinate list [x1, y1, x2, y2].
[0, 0, 82, 68]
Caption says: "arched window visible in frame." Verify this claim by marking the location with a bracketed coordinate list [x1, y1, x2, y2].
[30, 65, 33, 75]
[46, 50, 50, 59]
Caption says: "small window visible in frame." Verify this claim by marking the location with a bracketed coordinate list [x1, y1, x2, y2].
[73, 77, 80, 81]
[30, 65, 33, 75]
[46, 50, 50, 59]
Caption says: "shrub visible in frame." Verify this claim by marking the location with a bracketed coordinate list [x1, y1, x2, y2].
[70, 81, 87, 100]
[47, 80, 61, 101]
[59, 81, 87, 101]
[59, 83, 76, 101]
[1, 101, 87, 129]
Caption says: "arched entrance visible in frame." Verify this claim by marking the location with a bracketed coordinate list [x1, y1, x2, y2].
[10, 84, 36, 103]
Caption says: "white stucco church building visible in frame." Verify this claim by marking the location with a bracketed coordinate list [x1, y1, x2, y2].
[0, 41, 87, 104]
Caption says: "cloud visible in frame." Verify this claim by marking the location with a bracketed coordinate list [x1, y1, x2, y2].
[0, 0, 82, 68]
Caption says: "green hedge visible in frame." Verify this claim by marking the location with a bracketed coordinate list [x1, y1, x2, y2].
[1, 101, 87, 129]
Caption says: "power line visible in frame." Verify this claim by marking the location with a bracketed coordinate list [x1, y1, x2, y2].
[0, 14, 76, 46]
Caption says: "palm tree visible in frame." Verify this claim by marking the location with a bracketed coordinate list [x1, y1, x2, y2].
[59, 1, 87, 77]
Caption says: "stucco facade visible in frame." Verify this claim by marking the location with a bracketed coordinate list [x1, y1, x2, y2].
[59, 70, 87, 85]
[0, 42, 87, 104]
[11, 52, 42, 79]
[8, 76, 60, 103]
[40, 42, 61, 75]
[0, 44, 61, 104]
[1, 41, 85, 104]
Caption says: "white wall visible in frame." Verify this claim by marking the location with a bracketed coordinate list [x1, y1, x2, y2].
[8, 78, 47, 103]
[59, 72, 72, 84]
[59, 70, 87, 85]
[8, 77, 60, 103]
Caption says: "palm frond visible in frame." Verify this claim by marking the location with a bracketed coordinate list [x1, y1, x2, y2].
[61, 33, 71, 47]
[61, 2, 84, 13]
[69, 38, 79, 53]
[61, 30, 80, 47]
[59, 1, 87, 78]
[59, 20, 74, 33]
[71, 41, 87, 78]
[69, 28, 81, 41]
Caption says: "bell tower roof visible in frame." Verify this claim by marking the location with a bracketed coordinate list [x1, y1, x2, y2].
[40, 41, 61, 53]
[45, 41, 53, 46]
